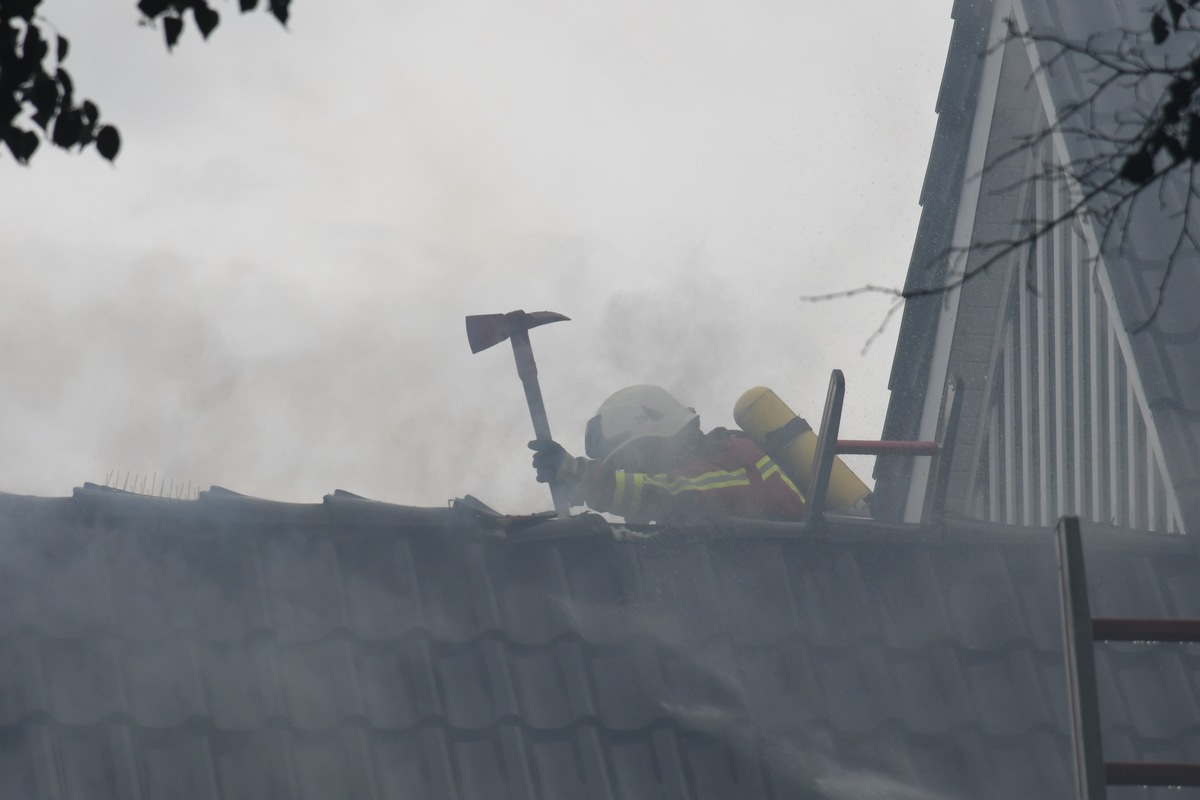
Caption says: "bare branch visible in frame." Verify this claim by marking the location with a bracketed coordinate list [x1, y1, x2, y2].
[812, 3, 1200, 339]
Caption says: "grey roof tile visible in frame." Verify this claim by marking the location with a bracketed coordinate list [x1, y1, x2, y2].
[1165, 569, 1200, 616]
[605, 729, 690, 800]
[680, 731, 771, 800]
[334, 534, 425, 642]
[0, 637, 37, 726]
[4, 489, 1200, 798]
[39, 637, 125, 725]
[528, 734, 598, 800]
[1099, 645, 1200, 740]
[197, 637, 286, 729]
[290, 727, 376, 800]
[891, 645, 973, 735]
[984, 730, 1074, 800]
[634, 541, 723, 645]
[815, 645, 896, 734]
[452, 725, 545, 800]
[435, 644, 500, 730]
[355, 639, 442, 728]
[658, 638, 747, 732]
[707, 542, 801, 645]
[260, 531, 348, 641]
[734, 642, 824, 730]
[586, 642, 665, 731]
[932, 547, 1027, 651]
[790, 547, 878, 648]
[413, 543, 502, 643]
[0, 724, 42, 799]
[868, 549, 957, 650]
[121, 638, 206, 729]
[1088, 554, 1174, 619]
[963, 647, 1057, 736]
[276, 638, 362, 729]
[507, 645, 575, 730]
[137, 724, 222, 800]
[488, 546, 575, 644]
[555, 539, 643, 645]
[209, 729, 300, 800]
[369, 730, 455, 800]
[51, 723, 132, 800]
[555, 640, 601, 724]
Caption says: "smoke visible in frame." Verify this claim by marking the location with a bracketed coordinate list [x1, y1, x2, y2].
[0, 0, 949, 508]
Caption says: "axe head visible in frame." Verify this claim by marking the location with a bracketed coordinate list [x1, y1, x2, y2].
[466, 310, 570, 353]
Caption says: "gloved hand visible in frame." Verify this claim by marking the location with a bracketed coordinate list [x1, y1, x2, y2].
[528, 439, 591, 488]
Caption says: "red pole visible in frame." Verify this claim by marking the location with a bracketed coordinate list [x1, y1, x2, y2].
[1092, 617, 1200, 643]
[1106, 761, 1200, 786]
[835, 440, 939, 456]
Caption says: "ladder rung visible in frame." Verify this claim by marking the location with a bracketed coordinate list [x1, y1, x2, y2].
[1106, 761, 1200, 786]
[834, 440, 939, 456]
[1092, 617, 1200, 642]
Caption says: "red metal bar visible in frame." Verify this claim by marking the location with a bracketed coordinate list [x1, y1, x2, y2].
[1106, 761, 1200, 786]
[835, 440, 939, 456]
[1092, 617, 1200, 643]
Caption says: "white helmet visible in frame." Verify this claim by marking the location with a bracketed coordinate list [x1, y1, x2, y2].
[584, 385, 700, 464]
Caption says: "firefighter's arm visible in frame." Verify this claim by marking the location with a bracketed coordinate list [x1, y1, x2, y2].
[579, 464, 756, 519]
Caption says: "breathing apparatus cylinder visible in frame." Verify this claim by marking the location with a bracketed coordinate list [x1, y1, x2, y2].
[733, 386, 871, 513]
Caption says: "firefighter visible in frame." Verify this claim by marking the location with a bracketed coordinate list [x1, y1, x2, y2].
[528, 385, 806, 522]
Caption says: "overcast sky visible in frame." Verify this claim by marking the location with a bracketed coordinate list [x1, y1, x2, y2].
[2, 0, 953, 510]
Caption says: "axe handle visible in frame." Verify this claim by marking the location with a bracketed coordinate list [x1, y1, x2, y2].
[510, 330, 571, 517]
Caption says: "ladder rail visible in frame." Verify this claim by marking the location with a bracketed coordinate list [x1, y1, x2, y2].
[805, 370, 845, 523]
[1057, 515, 1200, 793]
[1057, 516, 1108, 800]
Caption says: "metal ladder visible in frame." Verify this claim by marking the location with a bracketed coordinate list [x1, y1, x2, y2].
[1057, 516, 1200, 798]
[805, 369, 962, 523]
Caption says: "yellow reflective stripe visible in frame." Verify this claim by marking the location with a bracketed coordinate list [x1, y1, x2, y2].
[614, 470, 649, 513]
[643, 468, 751, 495]
[756, 455, 806, 501]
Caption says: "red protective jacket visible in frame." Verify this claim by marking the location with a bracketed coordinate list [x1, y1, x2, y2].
[577, 429, 807, 523]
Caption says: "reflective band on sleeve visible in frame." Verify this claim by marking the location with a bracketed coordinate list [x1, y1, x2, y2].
[614, 470, 650, 513]
[756, 454, 806, 501]
[613, 465, 760, 515]
[631, 473, 645, 512]
[642, 468, 751, 495]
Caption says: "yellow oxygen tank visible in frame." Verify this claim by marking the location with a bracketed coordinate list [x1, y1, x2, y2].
[734, 386, 871, 514]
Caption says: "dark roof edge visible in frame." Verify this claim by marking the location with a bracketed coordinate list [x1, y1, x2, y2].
[2, 486, 1187, 557]
[874, 0, 995, 520]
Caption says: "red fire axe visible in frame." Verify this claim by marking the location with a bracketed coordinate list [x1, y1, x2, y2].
[465, 310, 571, 517]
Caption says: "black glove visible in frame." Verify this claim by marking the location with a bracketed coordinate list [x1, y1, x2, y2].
[528, 439, 591, 488]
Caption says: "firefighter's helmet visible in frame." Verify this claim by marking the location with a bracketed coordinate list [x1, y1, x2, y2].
[584, 385, 699, 466]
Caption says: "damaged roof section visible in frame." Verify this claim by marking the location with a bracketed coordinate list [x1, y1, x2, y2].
[0, 484, 1199, 798]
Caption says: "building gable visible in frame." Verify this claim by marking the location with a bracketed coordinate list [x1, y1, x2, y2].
[879, 0, 1200, 534]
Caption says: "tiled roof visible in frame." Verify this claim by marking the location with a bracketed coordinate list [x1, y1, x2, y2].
[2, 484, 1200, 798]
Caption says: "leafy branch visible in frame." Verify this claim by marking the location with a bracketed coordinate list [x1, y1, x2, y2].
[0, 0, 291, 165]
